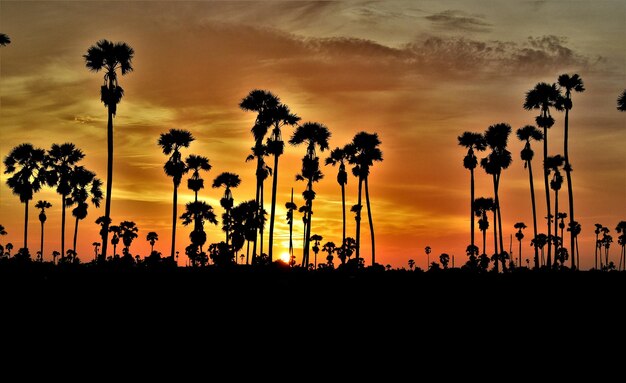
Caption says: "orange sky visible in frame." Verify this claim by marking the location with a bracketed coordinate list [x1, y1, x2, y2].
[0, 1, 624, 269]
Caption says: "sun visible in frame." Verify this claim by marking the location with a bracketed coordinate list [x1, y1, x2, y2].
[279, 252, 291, 264]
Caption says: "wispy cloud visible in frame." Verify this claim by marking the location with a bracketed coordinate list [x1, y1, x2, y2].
[425, 10, 492, 33]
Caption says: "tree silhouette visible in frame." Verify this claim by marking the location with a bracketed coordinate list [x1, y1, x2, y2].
[230, 200, 263, 264]
[514, 222, 527, 268]
[425, 246, 431, 270]
[146, 231, 159, 254]
[616, 221, 626, 271]
[346, 132, 383, 266]
[180, 201, 218, 256]
[68, 166, 103, 253]
[524, 82, 563, 269]
[439, 253, 450, 269]
[35, 200, 52, 262]
[212, 172, 241, 246]
[567, 220, 581, 269]
[92, 242, 100, 261]
[600, 227, 612, 269]
[594, 223, 603, 269]
[310, 234, 323, 269]
[558, 73, 585, 269]
[289, 122, 330, 267]
[45, 143, 85, 258]
[185, 154, 211, 202]
[458, 131, 486, 254]
[285, 188, 298, 260]
[4, 143, 47, 249]
[480, 123, 512, 272]
[84, 39, 134, 262]
[158, 128, 194, 261]
[0, 33, 10, 46]
[322, 241, 336, 268]
[325, 146, 350, 253]
[617, 90, 626, 111]
[516, 125, 543, 269]
[119, 220, 139, 255]
[531, 233, 548, 267]
[545, 154, 565, 267]
[109, 224, 121, 258]
[474, 197, 494, 259]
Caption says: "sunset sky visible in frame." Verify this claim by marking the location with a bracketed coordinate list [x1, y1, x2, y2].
[0, 1, 624, 269]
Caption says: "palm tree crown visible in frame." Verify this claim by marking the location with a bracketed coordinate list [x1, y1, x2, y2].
[0, 33, 10, 46]
[618, 90, 626, 111]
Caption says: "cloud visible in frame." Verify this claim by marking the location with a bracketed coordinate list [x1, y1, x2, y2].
[425, 10, 492, 33]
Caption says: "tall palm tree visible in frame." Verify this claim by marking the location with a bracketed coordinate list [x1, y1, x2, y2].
[158, 129, 194, 260]
[0, 33, 10, 46]
[346, 132, 383, 265]
[517, 125, 544, 269]
[146, 231, 159, 254]
[617, 90, 626, 111]
[567, 220, 581, 270]
[594, 223, 603, 269]
[3, 143, 47, 250]
[212, 172, 241, 246]
[480, 123, 512, 272]
[264, 98, 300, 262]
[285, 188, 298, 259]
[35, 200, 52, 261]
[325, 146, 350, 254]
[289, 122, 331, 267]
[68, 166, 103, 253]
[545, 154, 565, 267]
[458, 132, 486, 253]
[474, 197, 495, 259]
[558, 73, 585, 269]
[185, 154, 211, 202]
[84, 39, 134, 262]
[45, 143, 85, 258]
[514, 222, 527, 268]
[524, 82, 563, 268]
[240, 90, 276, 261]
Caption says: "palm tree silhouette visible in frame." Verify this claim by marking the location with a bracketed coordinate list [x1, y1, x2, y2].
[264, 96, 300, 262]
[212, 172, 241, 246]
[601, 227, 612, 269]
[119, 220, 139, 256]
[239, 90, 276, 261]
[617, 90, 626, 111]
[158, 128, 194, 261]
[558, 73, 585, 269]
[531, 233, 548, 267]
[425, 246, 431, 270]
[230, 200, 262, 264]
[84, 39, 134, 262]
[285, 188, 298, 260]
[92, 242, 100, 261]
[346, 132, 383, 265]
[0, 33, 10, 46]
[180, 201, 218, 256]
[146, 231, 158, 254]
[594, 223, 603, 269]
[185, 154, 212, 202]
[557, 212, 567, 253]
[325, 146, 350, 252]
[458, 131, 486, 253]
[545, 154, 565, 267]
[68, 166, 103, 253]
[4, 143, 47, 249]
[616, 221, 626, 271]
[35, 200, 52, 262]
[322, 241, 336, 268]
[474, 197, 494, 259]
[524, 82, 563, 269]
[514, 222, 527, 268]
[289, 122, 331, 267]
[310, 234, 323, 269]
[109, 224, 121, 258]
[567, 220, 581, 269]
[516, 125, 543, 269]
[46, 143, 85, 258]
[480, 123, 512, 272]
[439, 253, 450, 269]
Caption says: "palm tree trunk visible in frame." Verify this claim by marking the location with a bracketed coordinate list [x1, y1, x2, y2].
[495, 173, 506, 272]
[40, 221, 44, 261]
[470, 168, 475, 250]
[491, 174, 499, 273]
[519, 239, 522, 267]
[303, 180, 314, 267]
[595, 233, 599, 269]
[252, 179, 261, 264]
[355, 176, 363, 262]
[482, 224, 486, 257]
[563, 105, 576, 269]
[23, 201, 29, 249]
[527, 159, 540, 269]
[260, 181, 265, 256]
[100, 104, 114, 263]
[341, 182, 346, 251]
[268, 152, 279, 262]
[171, 184, 178, 260]
[73, 217, 79, 253]
[542, 122, 552, 269]
[365, 176, 376, 266]
[553, 189, 559, 267]
[61, 195, 66, 258]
